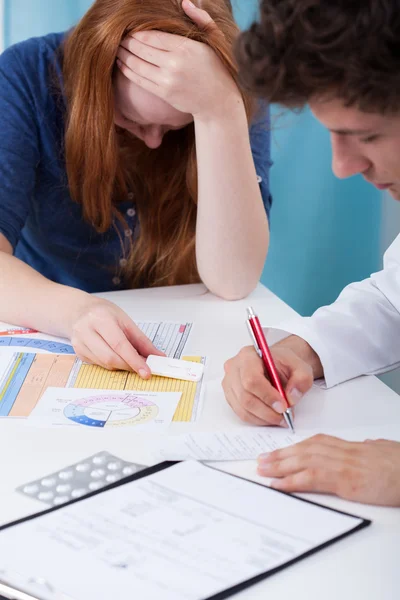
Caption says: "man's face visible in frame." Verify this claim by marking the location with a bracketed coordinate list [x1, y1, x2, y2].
[310, 97, 400, 200]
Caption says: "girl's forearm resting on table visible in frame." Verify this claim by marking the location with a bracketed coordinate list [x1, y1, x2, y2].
[0, 251, 92, 338]
[194, 98, 269, 300]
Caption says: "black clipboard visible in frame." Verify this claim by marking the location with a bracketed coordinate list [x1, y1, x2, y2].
[0, 460, 371, 600]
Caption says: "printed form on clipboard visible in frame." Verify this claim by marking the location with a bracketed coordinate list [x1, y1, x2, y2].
[0, 461, 369, 600]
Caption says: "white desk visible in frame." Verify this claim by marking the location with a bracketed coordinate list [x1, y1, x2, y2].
[0, 283, 399, 599]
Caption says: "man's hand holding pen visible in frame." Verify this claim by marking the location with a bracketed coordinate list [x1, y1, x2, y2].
[222, 332, 319, 428]
[222, 327, 400, 506]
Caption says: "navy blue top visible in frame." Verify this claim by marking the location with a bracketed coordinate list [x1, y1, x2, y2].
[0, 32, 272, 293]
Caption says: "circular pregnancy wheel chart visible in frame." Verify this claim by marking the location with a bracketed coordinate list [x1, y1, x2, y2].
[63, 394, 159, 428]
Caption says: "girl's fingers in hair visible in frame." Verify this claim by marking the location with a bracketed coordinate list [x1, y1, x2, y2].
[116, 58, 159, 95]
[117, 47, 160, 83]
[182, 0, 218, 31]
[132, 30, 187, 52]
[120, 36, 168, 67]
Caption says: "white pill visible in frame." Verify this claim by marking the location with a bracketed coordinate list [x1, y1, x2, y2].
[38, 491, 54, 501]
[91, 469, 105, 479]
[53, 496, 69, 505]
[122, 466, 135, 476]
[58, 470, 74, 480]
[23, 484, 40, 495]
[71, 488, 87, 498]
[105, 474, 118, 483]
[88, 481, 103, 491]
[76, 463, 91, 472]
[107, 462, 121, 471]
[92, 455, 107, 465]
[56, 484, 71, 494]
[41, 477, 56, 487]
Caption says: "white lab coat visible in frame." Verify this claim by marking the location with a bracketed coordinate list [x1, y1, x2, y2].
[276, 234, 400, 388]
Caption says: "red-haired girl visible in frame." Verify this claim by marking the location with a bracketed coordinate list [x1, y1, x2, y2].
[0, 0, 271, 375]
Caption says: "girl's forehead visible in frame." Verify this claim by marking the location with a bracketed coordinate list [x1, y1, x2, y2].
[114, 72, 192, 127]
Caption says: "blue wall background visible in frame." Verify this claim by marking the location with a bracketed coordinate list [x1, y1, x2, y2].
[3, 0, 382, 315]
[3, 0, 92, 45]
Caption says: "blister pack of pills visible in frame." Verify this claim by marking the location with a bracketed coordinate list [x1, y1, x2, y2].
[16, 451, 146, 506]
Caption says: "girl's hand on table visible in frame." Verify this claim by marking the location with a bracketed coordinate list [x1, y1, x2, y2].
[67, 297, 164, 377]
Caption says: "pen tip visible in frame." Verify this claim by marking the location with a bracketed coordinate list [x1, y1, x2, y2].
[284, 409, 295, 434]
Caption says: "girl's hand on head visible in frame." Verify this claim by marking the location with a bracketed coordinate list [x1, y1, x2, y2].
[67, 297, 165, 377]
[116, 1, 241, 120]
[180, 0, 220, 31]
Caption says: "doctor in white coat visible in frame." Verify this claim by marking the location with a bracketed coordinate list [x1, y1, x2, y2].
[223, 0, 400, 506]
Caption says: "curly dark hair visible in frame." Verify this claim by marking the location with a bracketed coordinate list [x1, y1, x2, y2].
[235, 0, 400, 113]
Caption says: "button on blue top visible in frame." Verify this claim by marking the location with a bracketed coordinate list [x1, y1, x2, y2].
[0, 33, 272, 293]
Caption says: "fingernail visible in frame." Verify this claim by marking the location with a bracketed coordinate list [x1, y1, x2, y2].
[139, 369, 150, 379]
[288, 388, 303, 405]
[186, 0, 196, 7]
[270, 479, 281, 489]
[272, 401, 285, 414]
[257, 453, 270, 462]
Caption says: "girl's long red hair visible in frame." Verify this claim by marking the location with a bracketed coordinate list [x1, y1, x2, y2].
[63, 0, 253, 288]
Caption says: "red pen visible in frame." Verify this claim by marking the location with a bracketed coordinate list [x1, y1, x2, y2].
[246, 306, 295, 433]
